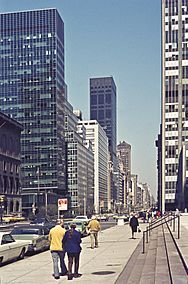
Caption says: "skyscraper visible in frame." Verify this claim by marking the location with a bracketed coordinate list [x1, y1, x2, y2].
[160, 0, 188, 211]
[117, 141, 131, 210]
[117, 141, 131, 175]
[90, 77, 117, 164]
[64, 100, 94, 216]
[0, 9, 66, 213]
[77, 120, 108, 213]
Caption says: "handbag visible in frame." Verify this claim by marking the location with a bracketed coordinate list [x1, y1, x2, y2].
[138, 228, 141, 233]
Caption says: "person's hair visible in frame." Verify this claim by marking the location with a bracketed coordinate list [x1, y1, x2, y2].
[67, 223, 76, 239]
[56, 219, 64, 226]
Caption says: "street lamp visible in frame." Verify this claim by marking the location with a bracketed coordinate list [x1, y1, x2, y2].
[0, 196, 5, 223]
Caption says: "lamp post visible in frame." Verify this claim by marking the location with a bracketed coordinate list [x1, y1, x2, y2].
[35, 166, 48, 217]
[44, 191, 49, 216]
[0, 196, 5, 224]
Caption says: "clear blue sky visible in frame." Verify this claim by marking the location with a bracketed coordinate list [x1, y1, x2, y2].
[0, 0, 161, 198]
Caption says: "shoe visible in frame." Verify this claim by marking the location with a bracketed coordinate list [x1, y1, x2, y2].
[67, 274, 73, 280]
[91, 247, 94, 249]
[60, 272, 68, 276]
[54, 276, 60, 280]
[73, 273, 82, 278]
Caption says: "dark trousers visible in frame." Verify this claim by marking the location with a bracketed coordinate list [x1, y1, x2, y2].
[67, 252, 80, 275]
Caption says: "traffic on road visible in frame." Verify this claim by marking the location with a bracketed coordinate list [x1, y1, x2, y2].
[0, 214, 118, 267]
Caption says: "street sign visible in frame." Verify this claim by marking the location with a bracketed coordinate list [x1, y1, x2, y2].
[58, 198, 68, 211]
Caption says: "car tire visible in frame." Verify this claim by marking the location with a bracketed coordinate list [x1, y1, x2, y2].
[18, 248, 25, 260]
[0, 256, 3, 265]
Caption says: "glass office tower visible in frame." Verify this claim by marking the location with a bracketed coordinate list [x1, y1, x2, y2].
[90, 77, 117, 205]
[161, 0, 188, 211]
[90, 77, 117, 163]
[0, 9, 66, 212]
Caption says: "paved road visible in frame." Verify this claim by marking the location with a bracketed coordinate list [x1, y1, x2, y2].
[0, 223, 144, 284]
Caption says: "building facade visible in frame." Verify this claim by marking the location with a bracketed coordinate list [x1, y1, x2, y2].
[0, 112, 23, 216]
[0, 9, 66, 214]
[78, 120, 108, 213]
[160, 0, 188, 211]
[90, 77, 117, 164]
[90, 77, 117, 206]
[65, 101, 94, 216]
[117, 141, 132, 210]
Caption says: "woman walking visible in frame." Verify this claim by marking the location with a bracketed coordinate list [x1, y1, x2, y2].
[63, 223, 82, 280]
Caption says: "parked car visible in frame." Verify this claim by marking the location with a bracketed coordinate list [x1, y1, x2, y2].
[73, 216, 90, 224]
[0, 232, 29, 265]
[2, 215, 26, 223]
[11, 225, 50, 253]
[95, 214, 109, 221]
[64, 221, 88, 237]
[118, 214, 129, 222]
[64, 221, 71, 231]
[30, 217, 55, 230]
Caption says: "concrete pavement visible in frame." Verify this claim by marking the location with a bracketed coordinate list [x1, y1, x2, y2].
[0, 222, 145, 284]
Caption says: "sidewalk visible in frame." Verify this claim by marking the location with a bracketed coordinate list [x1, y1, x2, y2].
[174, 214, 188, 271]
[0, 223, 145, 284]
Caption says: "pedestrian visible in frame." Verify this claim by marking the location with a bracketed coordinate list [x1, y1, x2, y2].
[49, 219, 67, 280]
[62, 223, 82, 280]
[175, 208, 180, 216]
[129, 212, 139, 239]
[156, 210, 161, 218]
[87, 215, 101, 249]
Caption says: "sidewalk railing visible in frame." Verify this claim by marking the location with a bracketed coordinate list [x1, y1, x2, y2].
[142, 213, 180, 253]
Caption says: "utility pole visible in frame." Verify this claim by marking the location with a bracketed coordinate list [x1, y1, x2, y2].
[84, 192, 86, 216]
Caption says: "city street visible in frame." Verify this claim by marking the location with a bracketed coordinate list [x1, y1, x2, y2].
[0, 222, 144, 284]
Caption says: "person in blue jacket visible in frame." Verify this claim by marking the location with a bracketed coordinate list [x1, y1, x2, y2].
[63, 223, 82, 280]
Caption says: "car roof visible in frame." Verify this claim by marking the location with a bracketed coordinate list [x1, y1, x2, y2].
[12, 225, 47, 229]
[0, 231, 12, 236]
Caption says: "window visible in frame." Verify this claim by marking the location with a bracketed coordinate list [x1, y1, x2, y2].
[106, 109, 111, 118]
[91, 95, 97, 105]
[98, 94, 104, 104]
[91, 110, 97, 119]
[1, 234, 15, 245]
[106, 94, 111, 103]
[98, 110, 104, 119]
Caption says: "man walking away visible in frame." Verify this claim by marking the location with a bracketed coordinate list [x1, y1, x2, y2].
[87, 215, 100, 249]
[49, 219, 67, 280]
[129, 212, 139, 239]
[63, 223, 82, 280]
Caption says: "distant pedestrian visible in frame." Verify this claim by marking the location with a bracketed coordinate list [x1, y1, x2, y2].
[148, 211, 152, 223]
[175, 208, 180, 216]
[87, 215, 101, 249]
[63, 223, 82, 280]
[129, 212, 139, 239]
[156, 210, 161, 218]
[49, 219, 67, 280]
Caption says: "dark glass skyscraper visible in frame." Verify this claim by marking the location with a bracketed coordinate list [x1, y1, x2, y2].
[90, 77, 117, 164]
[0, 9, 66, 211]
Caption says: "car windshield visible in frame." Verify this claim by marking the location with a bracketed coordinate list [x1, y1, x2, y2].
[12, 228, 40, 235]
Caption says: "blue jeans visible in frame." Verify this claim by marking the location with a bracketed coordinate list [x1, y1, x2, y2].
[51, 250, 67, 277]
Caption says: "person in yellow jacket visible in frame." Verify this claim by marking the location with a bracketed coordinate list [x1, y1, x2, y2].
[87, 216, 100, 249]
[49, 219, 67, 280]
